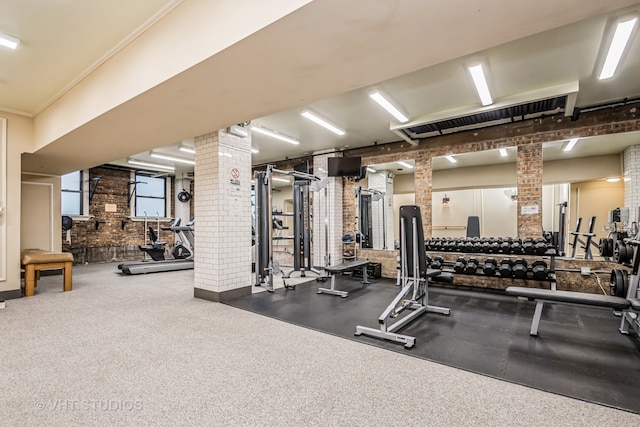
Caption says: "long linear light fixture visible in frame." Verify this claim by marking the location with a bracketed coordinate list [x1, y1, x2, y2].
[563, 138, 579, 152]
[468, 63, 493, 106]
[499, 148, 508, 157]
[301, 111, 345, 135]
[128, 159, 175, 171]
[179, 146, 196, 155]
[273, 177, 290, 183]
[251, 125, 300, 145]
[397, 161, 414, 169]
[150, 152, 195, 165]
[599, 17, 638, 80]
[445, 155, 457, 163]
[370, 92, 409, 123]
[0, 32, 19, 50]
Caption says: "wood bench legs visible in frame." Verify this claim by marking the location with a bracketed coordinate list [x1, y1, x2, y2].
[24, 261, 73, 297]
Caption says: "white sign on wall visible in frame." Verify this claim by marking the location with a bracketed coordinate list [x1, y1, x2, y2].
[521, 205, 539, 215]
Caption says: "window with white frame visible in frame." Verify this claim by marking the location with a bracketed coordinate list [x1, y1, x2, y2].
[134, 173, 167, 218]
[61, 170, 82, 215]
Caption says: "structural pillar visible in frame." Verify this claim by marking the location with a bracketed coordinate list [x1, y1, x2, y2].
[517, 142, 543, 238]
[313, 152, 343, 268]
[193, 129, 252, 302]
[623, 144, 640, 225]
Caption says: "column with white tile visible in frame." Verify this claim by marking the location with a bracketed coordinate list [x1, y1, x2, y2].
[194, 129, 252, 301]
[623, 145, 640, 224]
[313, 152, 343, 269]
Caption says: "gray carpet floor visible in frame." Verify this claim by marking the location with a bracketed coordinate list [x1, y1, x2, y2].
[1, 262, 639, 426]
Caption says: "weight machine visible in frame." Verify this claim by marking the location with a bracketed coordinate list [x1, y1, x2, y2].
[355, 187, 388, 250]
[355, 205, 450, 348]
[254, 165, 320, 292]
[619, 236, 640, 336]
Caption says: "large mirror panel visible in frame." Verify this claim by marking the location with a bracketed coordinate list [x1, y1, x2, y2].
[432, 148, 517, 238]
[357, 160, 415, 250]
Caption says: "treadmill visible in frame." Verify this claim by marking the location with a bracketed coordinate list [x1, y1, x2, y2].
[118, 219, 195, 275]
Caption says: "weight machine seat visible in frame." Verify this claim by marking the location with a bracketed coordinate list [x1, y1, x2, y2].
[506, 287, 630, 310]
[629, 298, 640, 311]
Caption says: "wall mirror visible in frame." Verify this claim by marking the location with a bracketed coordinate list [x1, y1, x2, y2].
[356, 159, 415, 250]
[432, 148, 517, 238]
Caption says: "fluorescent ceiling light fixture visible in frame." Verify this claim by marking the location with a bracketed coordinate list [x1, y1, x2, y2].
[150, 153, 195, 165]
[229, 124, 249, 137]
[468, 64, 493, 106]
[251, 125, 300, 145]
[599, 17, 638, 80]
[563, 138, 579, 152]
[301, 111, 345, 135]
[499, 148, 508, 157]
[179, 146, 196, 154]
[445, 155, 457, 163]
[606, 177, 621, 182]
[369, 92, 409, 123]
[0, 32, 19, 50]
[128, 159, 175, 171]
[251, 147, 259, 154]
[272, 177, 290, 183]
[366, 167, 376, 173]
[397, 161, 414, 169]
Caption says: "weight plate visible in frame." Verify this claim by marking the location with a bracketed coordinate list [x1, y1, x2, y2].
[607, 238, 614, 258]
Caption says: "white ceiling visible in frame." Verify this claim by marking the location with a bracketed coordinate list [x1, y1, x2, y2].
[3, 1, 640, 175]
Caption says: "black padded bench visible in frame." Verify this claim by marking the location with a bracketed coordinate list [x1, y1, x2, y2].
[629, 298, 640, 311]
[318, 260, 370, 297]
[506, 286, 630, 336]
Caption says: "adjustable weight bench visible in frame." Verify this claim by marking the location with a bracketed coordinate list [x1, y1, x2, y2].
[317, 260, 370, 297]
[506, 286, 630, 336]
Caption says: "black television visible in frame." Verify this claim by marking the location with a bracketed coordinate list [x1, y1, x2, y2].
[328, 157, 362, 177]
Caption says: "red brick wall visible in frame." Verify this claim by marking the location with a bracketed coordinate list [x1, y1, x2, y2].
[62, 166, 176, 263]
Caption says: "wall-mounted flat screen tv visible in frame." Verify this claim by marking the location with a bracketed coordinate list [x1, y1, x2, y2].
[327, 157, 362, 177]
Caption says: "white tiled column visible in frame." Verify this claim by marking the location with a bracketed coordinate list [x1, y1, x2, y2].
[194, 129, 252, 301]
[313, 153, 343, 268]
[174, 177, 192, 222]
[367, 170, 394, 250]
[623, 145, 640, 224]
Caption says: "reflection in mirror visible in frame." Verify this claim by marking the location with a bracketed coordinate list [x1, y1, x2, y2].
[432, 148, 517, 238]
[542, 134, 632, 258]
[357, 160, 415, 250]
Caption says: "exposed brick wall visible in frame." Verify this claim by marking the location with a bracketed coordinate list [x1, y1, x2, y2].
[517, 142, 543, 237]
[62, 166, 175, 263]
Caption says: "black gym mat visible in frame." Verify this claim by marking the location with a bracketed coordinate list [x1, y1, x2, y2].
[224, 277, 640, 413]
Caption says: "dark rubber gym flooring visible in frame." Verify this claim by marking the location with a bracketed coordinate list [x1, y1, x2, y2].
[225, 276, 640, 414]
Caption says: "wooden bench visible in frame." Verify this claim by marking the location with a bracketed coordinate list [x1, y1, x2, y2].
[506, 286, 630, 336]
[21, 249, 74, 297]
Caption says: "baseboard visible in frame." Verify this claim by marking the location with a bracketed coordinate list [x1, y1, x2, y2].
[194, 286, 251, 302]
[0, 288, 23, 300]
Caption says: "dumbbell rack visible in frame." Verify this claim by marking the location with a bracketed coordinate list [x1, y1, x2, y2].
[429, 249, 558, 291]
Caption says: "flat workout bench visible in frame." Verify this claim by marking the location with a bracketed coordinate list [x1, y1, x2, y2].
[317, 260, 370, 297]
[506, 286, 630, 336]
[21, 249, 74, 297]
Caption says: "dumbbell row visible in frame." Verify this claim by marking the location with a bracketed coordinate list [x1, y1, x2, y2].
[428, 255, 550, 280]
[426, 236, 552, 255]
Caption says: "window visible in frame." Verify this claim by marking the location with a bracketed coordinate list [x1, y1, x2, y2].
[61, 171, 82, 215]
[135, 174, 166, 217]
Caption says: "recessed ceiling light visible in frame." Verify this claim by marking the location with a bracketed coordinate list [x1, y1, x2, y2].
[0, 32, 19, 50]
[273, 177, 290, 183]
[563, 138, 579, 152]
[150, 153, 195, 165]
[445, 155, 457, 163]
[366, 167, 376, 173]
[179, 146, 196, 154]
[468, 63, 493, 106]
[369, 92, 409, 123]
[251, 125, 300, 145]
[599, 17, 638, 80]
[606, 177, 621, 182]
[301, 111, 345, 135]
[251, 147, 259, 154]
[397, 161, 413, 169]
[499, 148, 508, 157]
[128, 159, 175, 171]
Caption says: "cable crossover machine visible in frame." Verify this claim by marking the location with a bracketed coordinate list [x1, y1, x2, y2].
[254, 165, 322, 292]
